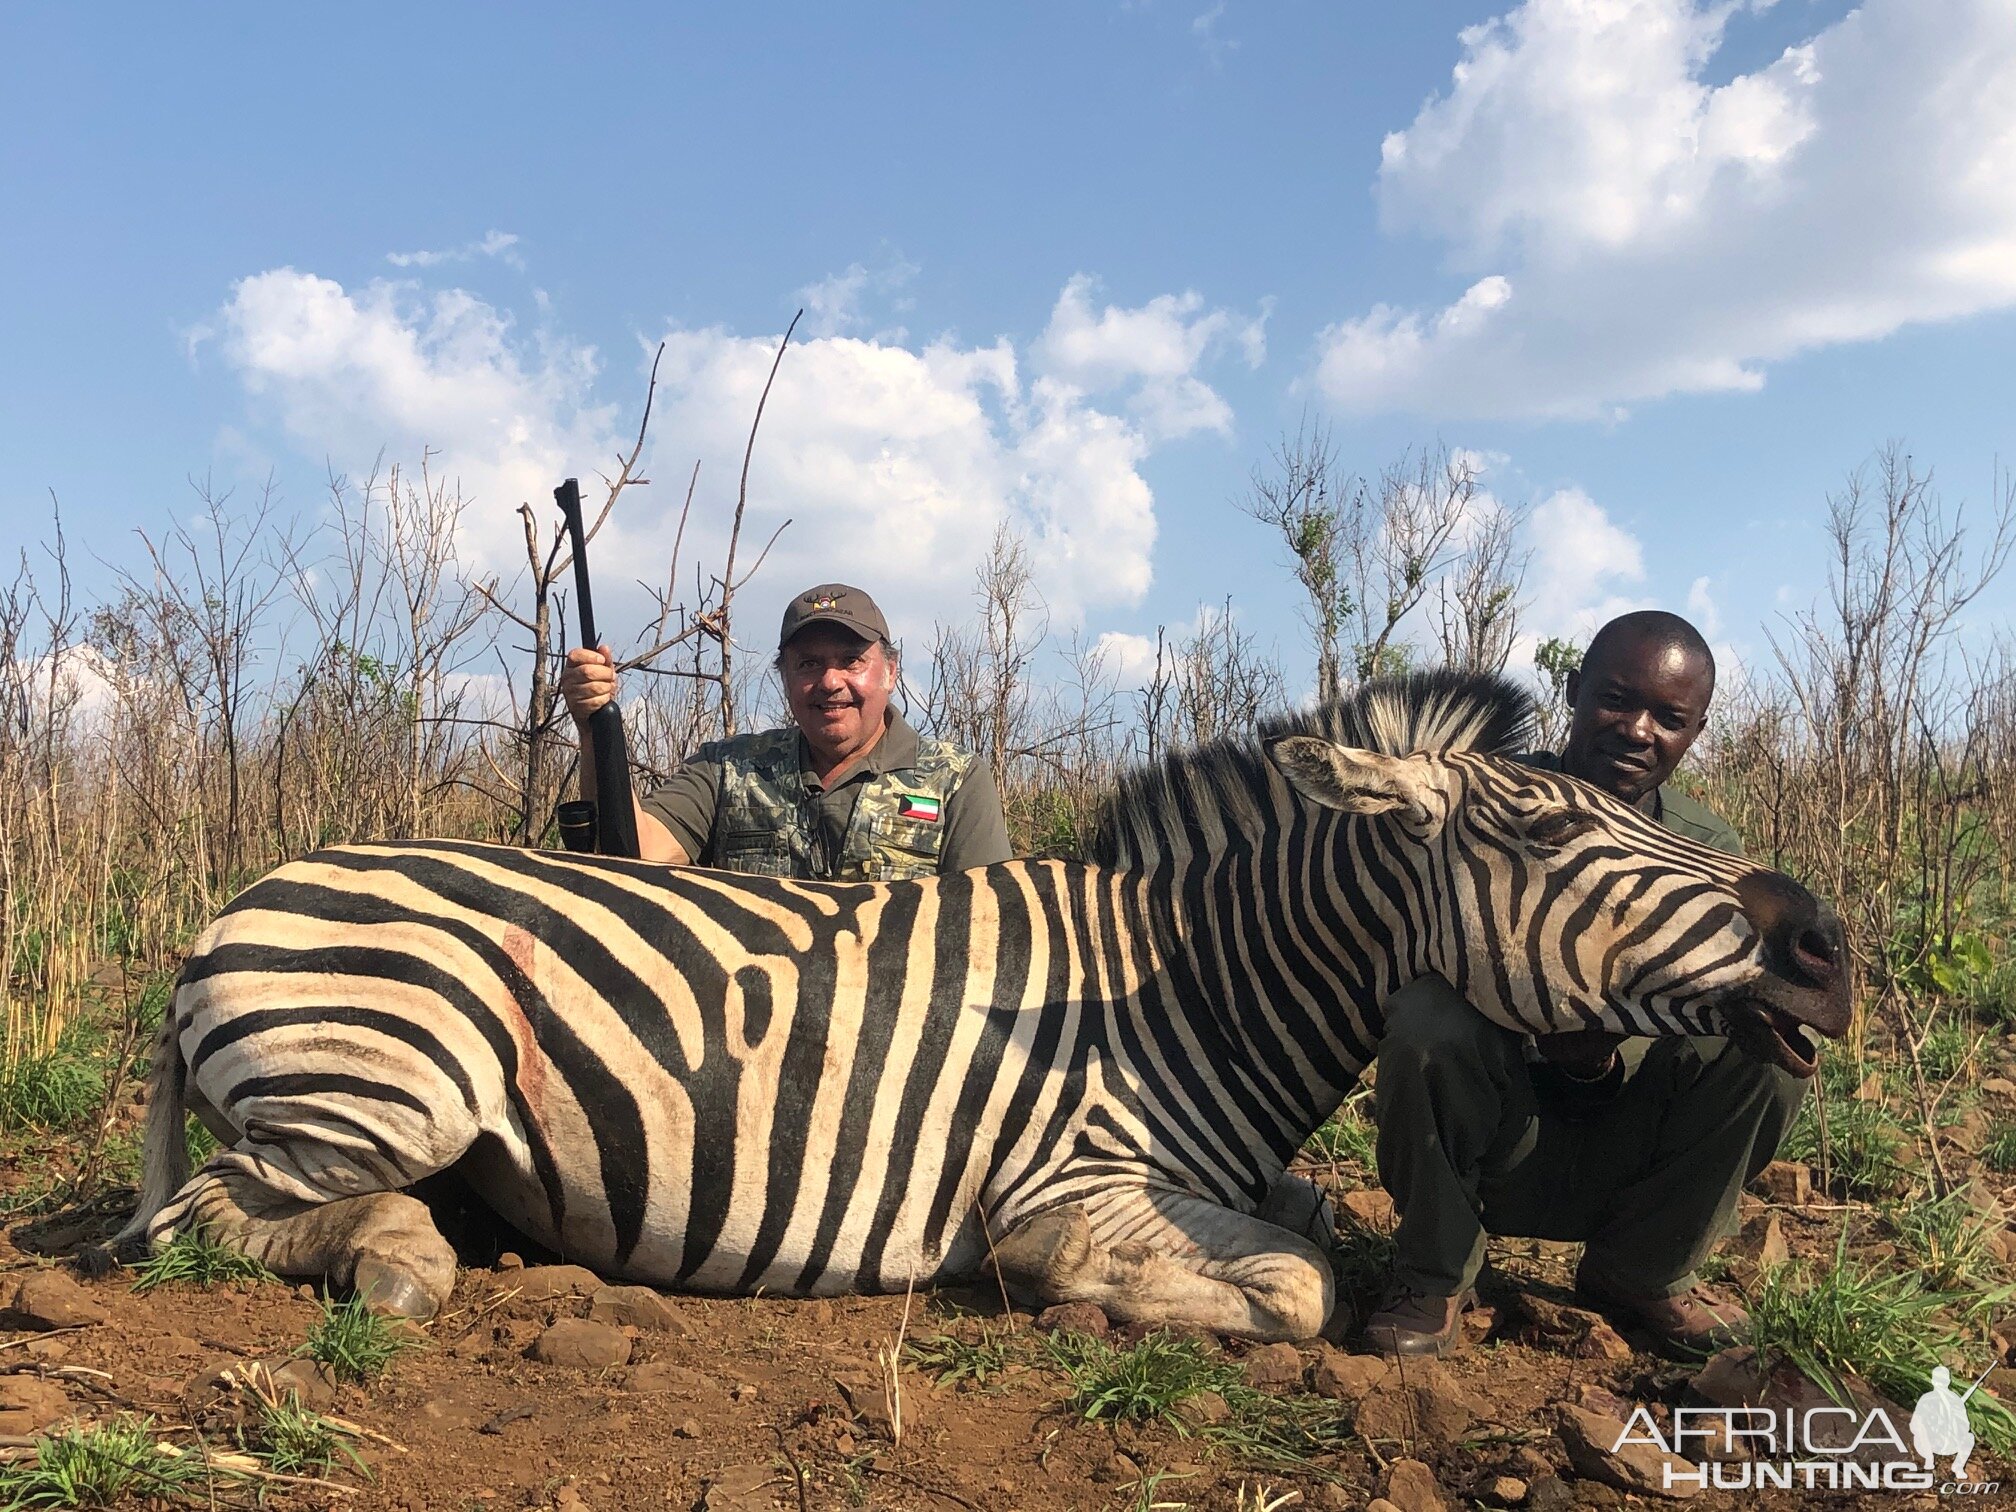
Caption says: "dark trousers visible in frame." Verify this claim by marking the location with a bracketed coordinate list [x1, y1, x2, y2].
[1373, 975, 1806, 1299]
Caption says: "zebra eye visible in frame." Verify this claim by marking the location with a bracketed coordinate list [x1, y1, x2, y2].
[1527, 809, 1599, 848]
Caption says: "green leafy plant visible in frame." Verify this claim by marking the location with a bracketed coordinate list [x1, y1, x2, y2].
[1048, 1329, 1234, 1425]
[0, 1415, 208, 1508]
[905, 1322, 1023, 1387]
[1781, 1096, 1909, 1199]
[0, 1042, 102, 1133]
[1746, 1233, 2016, 1453]
[298, 1294, 422, 1384]
[131, 1227, 276, 1294]
[1981, 1121, 2016, 1174]
[244, 1392, 365, 1478]
[1893, 930, 1996, 1003]
[1303, 1090, 1377, 1170]
[1883, 1190, 1998, 1290]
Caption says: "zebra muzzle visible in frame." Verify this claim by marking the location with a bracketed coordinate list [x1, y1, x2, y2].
[1717, 999, 1823, 1079]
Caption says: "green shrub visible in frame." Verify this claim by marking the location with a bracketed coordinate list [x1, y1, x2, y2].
[1781, 1096, 1909, 1198]
[298, 1294, 422, 1384]
[1303, 1091, 1377, 1171]
[1048, 1329, 1235, 1425]
[131, 1228, 276, 1294]
[1747, 1233, 2016, 1453]
[0, 1045, 103, 1133]
[1882, 1190, 1998, 1290]
[0, 1415, 207, 1508]
[245, 1393, 364, 1478]
[1981, 1121, 2016, 1174]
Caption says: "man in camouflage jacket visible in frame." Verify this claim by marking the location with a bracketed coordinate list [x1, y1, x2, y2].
[561, 583, 1011, 880]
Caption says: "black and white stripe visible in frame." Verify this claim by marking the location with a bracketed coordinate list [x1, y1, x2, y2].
[122, 670, 1799, 1299]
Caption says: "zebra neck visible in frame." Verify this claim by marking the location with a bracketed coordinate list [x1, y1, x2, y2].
[1141, 848, 1392, 1166]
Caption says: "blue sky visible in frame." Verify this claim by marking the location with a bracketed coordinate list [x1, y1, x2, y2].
[5, 0, 2014, 693]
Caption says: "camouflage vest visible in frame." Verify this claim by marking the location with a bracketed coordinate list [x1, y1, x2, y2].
[703, 726, 975, 882]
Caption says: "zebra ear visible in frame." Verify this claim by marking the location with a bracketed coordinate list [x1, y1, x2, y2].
[1266, 737, 1440, 827]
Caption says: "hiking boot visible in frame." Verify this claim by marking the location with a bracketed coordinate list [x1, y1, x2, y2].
[1363, 1286, 1475, 1358]
[1576, 1265, 1749, 1355]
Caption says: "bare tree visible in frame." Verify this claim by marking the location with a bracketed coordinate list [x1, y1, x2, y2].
[1242, 432, 1483, 695]
[1239, 418, 1352, 703]
[1433, 495, 1529, 674]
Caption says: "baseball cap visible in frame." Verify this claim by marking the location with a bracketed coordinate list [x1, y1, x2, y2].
[777, 583, 891, 650]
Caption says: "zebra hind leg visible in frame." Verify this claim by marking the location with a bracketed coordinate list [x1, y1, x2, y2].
[147, 1146, 459, 1319]
[989, 1188, 1336, 1343]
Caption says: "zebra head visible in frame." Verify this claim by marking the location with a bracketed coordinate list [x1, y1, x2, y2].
[1266, 737, 1850, 1078]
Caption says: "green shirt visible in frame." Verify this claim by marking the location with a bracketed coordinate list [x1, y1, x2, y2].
[641, 711, 1013, 878]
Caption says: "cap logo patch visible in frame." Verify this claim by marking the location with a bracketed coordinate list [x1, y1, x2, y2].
[807, 593, 841, 610]
[896, 793, 942, 823]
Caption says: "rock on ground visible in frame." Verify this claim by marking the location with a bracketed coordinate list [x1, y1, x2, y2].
[1381, 1457, 1449, 1512]
[1241, 1341, 1305, 1390]
[8, 1270, 106, 1330]
[1034, 1301, 1109, 1336]
[1353, 1359, 1477, 1447]
[530, 1320, 632, 1369]
[0, 1377, 71, 1435]
[1309, 1345, 1389, 1400]
[587, 1284, 685, 1333]
[1557, 1403, 1701, 1500]
[1752, 1160, 1810, 1206]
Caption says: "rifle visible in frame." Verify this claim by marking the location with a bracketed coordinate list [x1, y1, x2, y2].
[553, 478, 641, 859]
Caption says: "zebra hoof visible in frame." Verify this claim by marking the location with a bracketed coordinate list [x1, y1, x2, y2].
[352, 1257, 442, 1320]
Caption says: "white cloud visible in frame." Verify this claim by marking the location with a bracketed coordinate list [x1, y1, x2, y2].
[1522, 485, 1649, 639]
[1036, 274, 1267, 441]
[1318, 0, 2016, 418]
[386, 230, 523, 270]
[794, 256, 920, 339]
[212, 270, 1257, 640]
[1090, 630, 1162, 689]
[217, 269, 615, 540]
[1191, 3, 1237, 65]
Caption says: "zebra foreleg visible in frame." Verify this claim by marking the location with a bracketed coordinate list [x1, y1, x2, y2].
[147, 1147, 458, 1319]
[990, 1189, 1336, 1342]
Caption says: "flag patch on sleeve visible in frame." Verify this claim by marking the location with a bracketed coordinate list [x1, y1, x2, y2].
[897, 793, 942, 822]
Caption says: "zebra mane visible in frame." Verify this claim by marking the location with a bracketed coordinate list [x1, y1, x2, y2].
[1086, 668, 1535, 870]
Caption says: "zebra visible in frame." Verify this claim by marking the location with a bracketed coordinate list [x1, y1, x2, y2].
[118, 671, 1848, 1340]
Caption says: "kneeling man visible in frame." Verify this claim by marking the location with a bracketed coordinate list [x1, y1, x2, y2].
[1366, 611, 1805, 1358]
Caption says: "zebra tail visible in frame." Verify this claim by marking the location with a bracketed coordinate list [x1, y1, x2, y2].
[114, 982, 193, 1246]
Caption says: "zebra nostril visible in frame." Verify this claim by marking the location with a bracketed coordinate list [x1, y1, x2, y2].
[1792, 927, 1838, 982]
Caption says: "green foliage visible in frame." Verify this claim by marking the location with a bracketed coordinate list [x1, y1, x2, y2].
[906, 1323, 1023, 1387]
[1918, 1020, 1979, 1083]
[1892, 929, 1996, 1004]
[1534, 637, 1582, 704]
[0, 1042, 103, 1133]
[1781, 1096, 1909, 1199]
[0, 1415, 207, 1509]
[245, 1393, 366, 1479]
[185, 1119, 219, 1169]
[1746, 1233, 2016, 1454]
[1882, 1191, 1999, 1291]
[131, 1227, 276, 1294]
[1302, 1091, 1377, 1171]
[298, 1293, 422, 1384]
[1048, 1329, 1233, 1425]
[1981, 1121, 2016, 1174]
